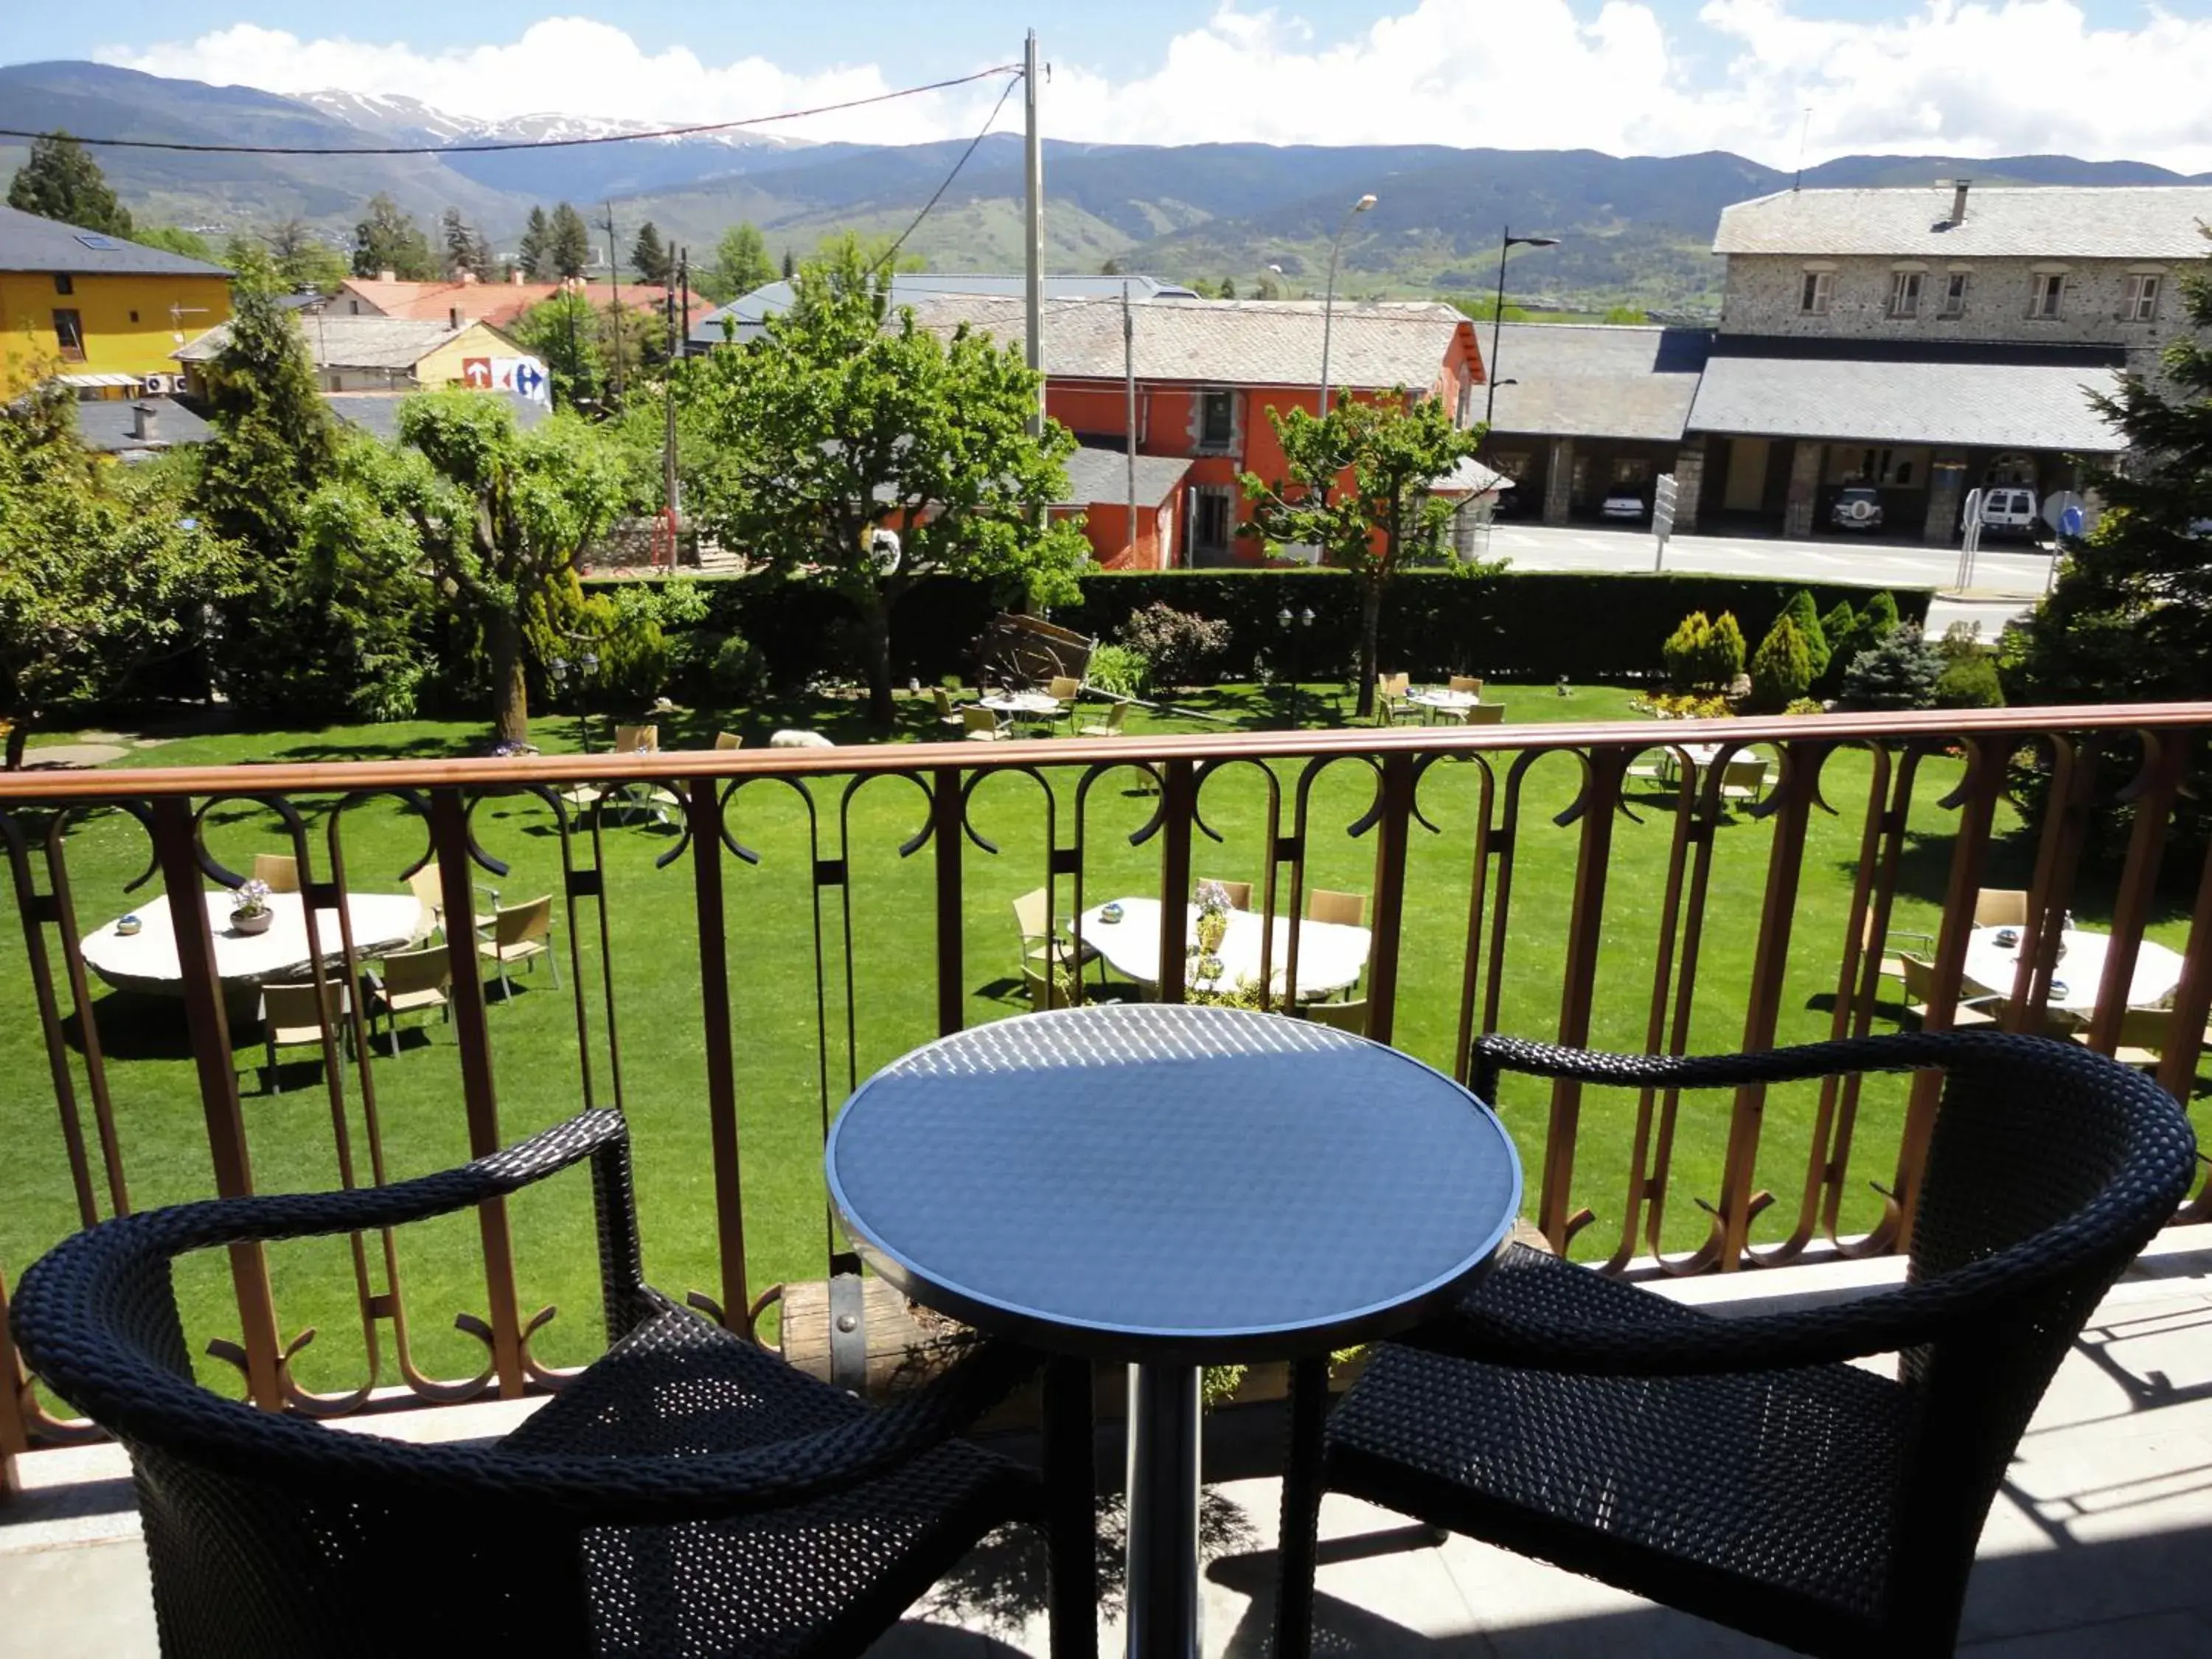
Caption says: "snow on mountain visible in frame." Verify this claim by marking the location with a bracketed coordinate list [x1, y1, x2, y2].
[299, 90, 802, 150]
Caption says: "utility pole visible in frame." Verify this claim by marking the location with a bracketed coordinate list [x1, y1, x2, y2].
[1123, 279, 1138, 565]
[663, 281, 680, 521]
[1023, 29, 1046, 439]
[602, 201, 625, 402]
[678, 247, 692, 352]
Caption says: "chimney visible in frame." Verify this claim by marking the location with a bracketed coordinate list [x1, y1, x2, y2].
[510, 269, 524, 285]
[448, 306, 464, 330]
[378, 268, 397, 283]
[1950, 179, 1972, 225]
[131, 401, 159, 443]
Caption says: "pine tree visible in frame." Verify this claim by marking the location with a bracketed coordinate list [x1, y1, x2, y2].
[441, 206, 485, 278]
[471, 229, 495, 280]
[7, 131, 132, 236]
[1783, 588, 1830, 679]
[547, 203, 592, 279]
[782, 247, 796, 280]
[631, 221, 671, 285]
[352, 192, 437, 279]
[518, 206, 551, 279]
[1750, 614, 1812, 709]
[1219, 276, 1237, 299]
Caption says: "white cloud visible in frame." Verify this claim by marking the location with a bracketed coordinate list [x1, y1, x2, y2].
[92, 1, 2212, 170]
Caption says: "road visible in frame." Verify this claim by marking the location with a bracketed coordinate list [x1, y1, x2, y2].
[1480, 521, 2053, 639]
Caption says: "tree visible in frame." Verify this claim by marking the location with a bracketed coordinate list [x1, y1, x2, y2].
[518, 206, 552, 280]
[781, 248, 796, 280]
[291, 434, 439, 720]
[512, 291, 608, 411]
[352, 192, 437, 279]
[1219, 276, 1238, 299]
[1839, 631, 1944, 710]
[133, 226, 215, 262]
[685, 243, 1088, 726]
[1782, 588, 1830, 680]
[248, 218, 349, 292]
[1749, 614, 1812, 709]
[0, 379, 241, 767]
[547, 203, 593, 279]
[1255, 271, 1284, 301]
[7, 132, 131, 235]
[1240, 392, 1480, 717]
[471, 228, 495, 281]
[359, 393, 626, 740]
[631, 221, 672, 286]
[704, 221, 774, 302]
[441, 206, 490, 279]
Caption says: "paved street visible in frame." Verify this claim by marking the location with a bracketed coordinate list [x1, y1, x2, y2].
[1482, 521, 2056, 639]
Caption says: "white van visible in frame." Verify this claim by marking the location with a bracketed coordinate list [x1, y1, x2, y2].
[1967, 487, 2040, 540]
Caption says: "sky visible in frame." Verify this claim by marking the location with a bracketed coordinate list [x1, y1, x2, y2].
[4, 1, 2211, 170]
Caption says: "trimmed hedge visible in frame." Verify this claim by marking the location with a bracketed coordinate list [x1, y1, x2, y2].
[588, 569, 1933, 689]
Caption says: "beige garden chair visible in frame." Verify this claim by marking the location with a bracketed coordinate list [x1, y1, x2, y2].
[1196, 879, 1253, 911]
[1448, 675, 1484, 696]
[1718, 757, 1771, 805]
[251, 853, 299, 894]
[1013, 887, 1099, 982]
[1975, 888, 2031, 928]
[1077, 702, 1128, 737]
[2063, 1006, 2212, 1071]
[479, 896, 559, 999]
[933, 688, 967, 730]
[714, 731, 744, 750]
[257, 977, 348, 1093]
[1898, 954, 2000, 1030]
[1461, 703, 1507, 726]
[1301, 998, 1371, 1036]
[365, 945, 452, 1057]
[613, 724, 660, 754]
[1306, 888, 1368, 928]
[1047, 675, 1082, 704]
[961, 706, 1004, 741]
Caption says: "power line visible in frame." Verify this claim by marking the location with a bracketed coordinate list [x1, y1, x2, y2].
[874, 72, 1024, 272]
[0, 64, 1022, 156]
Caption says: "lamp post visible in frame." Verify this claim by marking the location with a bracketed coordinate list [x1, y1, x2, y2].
[1318, 194, 1377, 417]
[549, 652, 599, 754]
[1276, 604, 1315, 726]
[1482, 228, 1560, 443]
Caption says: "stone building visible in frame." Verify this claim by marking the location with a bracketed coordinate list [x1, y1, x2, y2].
[1684, 181, 2211, 540]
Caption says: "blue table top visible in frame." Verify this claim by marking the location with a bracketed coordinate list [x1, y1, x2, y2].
[826, 1004, 1523, 1363]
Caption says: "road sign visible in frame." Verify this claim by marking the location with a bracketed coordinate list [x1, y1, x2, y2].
[1955, 487, 1985, 592]
[2060, 504, 2085, 537]
[461, 357, 493, 389]
[1652, 472, 1679, 570]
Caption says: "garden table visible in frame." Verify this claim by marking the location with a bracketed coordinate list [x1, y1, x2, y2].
[1408, 687, 1480, 720]
[827, 1004, 1521, 1658]
[80, 891, 425, 1006]
[1076, 895, 1369, 1001]
[1961, 924, 2187, 1018]
[978, 691, 1064, 717]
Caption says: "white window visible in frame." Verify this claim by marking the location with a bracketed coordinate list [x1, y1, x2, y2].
[1888, 270, 1924, 318]
[2125, 273, 2162, 322]
[1939, 272, 1969, 318]
[1798, 270, 1832, 315]
[2029, 273, 2066, 319]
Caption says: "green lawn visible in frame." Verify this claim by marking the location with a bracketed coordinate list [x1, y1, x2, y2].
[2, 684, 2199, 1402]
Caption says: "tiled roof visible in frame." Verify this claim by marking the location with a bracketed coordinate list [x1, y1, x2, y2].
[340, 276, 712, 330]
[176, 313, 508, 369]
[1714, 186, 2212, 261]
[0, 204, 229, 276]
[905, 295, 1475, 390]
[689, 272, 1199, 347]
[72, 397, 212, 452]
[1687, 353, 2126, 451]
[1055, 446, 1192, 509]
[322, 389, 549, 441]
[1484, 323, 1711, 442]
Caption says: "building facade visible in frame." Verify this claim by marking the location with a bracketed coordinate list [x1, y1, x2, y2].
[175, 313, 540, 397]
[0, 204, 231, 395]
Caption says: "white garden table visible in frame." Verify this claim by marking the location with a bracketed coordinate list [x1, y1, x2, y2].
[1961, 925, 2187, 1020]
[80, 891, 427, 1003]
[1408, 688, 1480, 719]
[1076, 896, 1371, 1002]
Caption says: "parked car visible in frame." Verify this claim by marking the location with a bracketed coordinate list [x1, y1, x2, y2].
[1969, 486, 2041, 540]
[1600, 491, 1648, 522]
[1831, 486, 1885, 532]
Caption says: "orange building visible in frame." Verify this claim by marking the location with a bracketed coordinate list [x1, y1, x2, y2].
[909, 295, 1487, 567]
[329, 273, 715, 332]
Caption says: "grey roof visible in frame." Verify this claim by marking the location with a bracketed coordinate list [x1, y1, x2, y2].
[1484, 323, 1712, 442]
[1054, 446, 1192, 509]
[1714, 185, 2212, 261]
[0, 204, 231, 276]
[905, 295, 1473, 391]
[1686, 353, 2126, 451]
[177, 313, 493, 369]
[72, 397, 212, 452]
[689, 271, 1200, 347]
[1431, 455, 1513, 496]
[323, 389, 549, 441]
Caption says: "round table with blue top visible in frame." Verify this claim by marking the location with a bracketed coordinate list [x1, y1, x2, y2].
[826, 1003, 1523, 1658]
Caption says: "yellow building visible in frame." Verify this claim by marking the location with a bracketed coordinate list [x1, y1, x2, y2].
[0, 203, 231, 395]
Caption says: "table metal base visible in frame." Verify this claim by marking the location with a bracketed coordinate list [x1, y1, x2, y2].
[1124, 1361, 1201, 1659]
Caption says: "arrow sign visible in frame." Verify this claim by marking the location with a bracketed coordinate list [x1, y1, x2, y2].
[461, 357, 493, 389]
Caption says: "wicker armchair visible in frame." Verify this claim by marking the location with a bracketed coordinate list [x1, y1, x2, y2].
[10, 1109, 1091, 1659]
[1274, 1032, 2197, 1659]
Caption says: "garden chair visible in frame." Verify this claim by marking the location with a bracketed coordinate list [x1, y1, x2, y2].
[613, 723, 660, 754]
[257, 977, 348, 1093]
[961, 705, 1004, 741]
[1974, 888, 2030, 928]
[2066, 1006, 2212, 1071]
[1196, 879, 1253, 911]
[714, 731, 743, 750]
[1718, 756, 1770, 805]
[479, 896, 558, 999]
[363, 945, 452, 1057]
[1863, 911, 1935, 990]
[7, 1107, 1095, 1659]
[1377, 672, 1420, 726]
[1461, 703, 1507, 726]
[1047, 674, 1082, 703]
[406, 863, 496, 941]
[1624, 745, 1675, 788]
[251, 853, 299, 894]
[1448, 675, 1483, 696]
[1274, 1032, 2198, 1659]
[1897, 953, 1999, 1029]
[1012, 887, 1100, 982]
[933, 687, 967, 730]
[1077, 701, 1128, 737]
[1305, 888, 1367, 928]
[1298, 998, 1369, 1036]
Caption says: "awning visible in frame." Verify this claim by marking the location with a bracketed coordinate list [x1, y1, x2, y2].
[53, 372, 145, 389]
[1687, 355, 2126, 452]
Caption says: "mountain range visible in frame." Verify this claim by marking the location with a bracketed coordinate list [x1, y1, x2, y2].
[5, 60, 2208, 313]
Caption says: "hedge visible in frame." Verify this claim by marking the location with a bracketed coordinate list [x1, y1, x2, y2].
[587, 569, 1933, 689]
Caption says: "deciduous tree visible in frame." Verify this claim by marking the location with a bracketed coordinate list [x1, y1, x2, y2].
[703, 221, 774, 302]
[133, 226, 214, 261]
[7, 132, 131, 235]
[686, 242, 1088, 726]
[1240, 392, 1481, 717]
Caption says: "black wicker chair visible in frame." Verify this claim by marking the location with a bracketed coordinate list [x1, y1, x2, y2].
[10, 1107, 1091, 1658]
[1274, 1031, 2199, 1659]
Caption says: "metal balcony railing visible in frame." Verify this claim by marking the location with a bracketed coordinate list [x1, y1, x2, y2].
[3, 704, 2208, 1493]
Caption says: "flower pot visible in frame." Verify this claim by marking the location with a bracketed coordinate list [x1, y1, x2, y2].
[232, 908, 275, 936]
[1196, 912, 1228, 955]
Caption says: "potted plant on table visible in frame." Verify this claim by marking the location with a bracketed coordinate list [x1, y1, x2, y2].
[230, 879, 275, 936]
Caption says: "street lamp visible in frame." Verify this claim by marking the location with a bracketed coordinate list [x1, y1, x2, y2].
[1482, 228, 1560, 442]
[1318, 194, 1377, 416]
[549, 652, 600, 753]
[1276, 605, 1315, 726]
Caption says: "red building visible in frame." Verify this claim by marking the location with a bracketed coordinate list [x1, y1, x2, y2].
[910, 295, 1488, 567]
